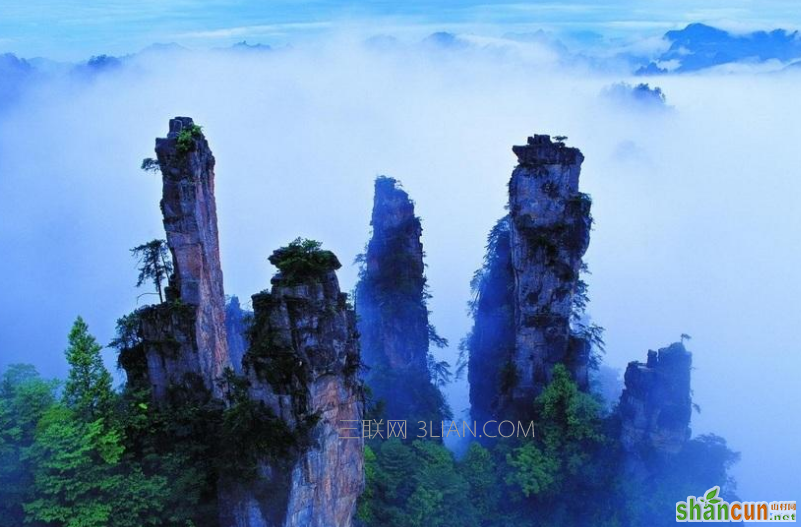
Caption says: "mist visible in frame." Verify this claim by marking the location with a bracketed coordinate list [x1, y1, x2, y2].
[0, 34, 798, 505]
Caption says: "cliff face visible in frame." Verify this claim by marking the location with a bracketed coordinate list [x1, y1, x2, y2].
[468, 136, 592, 418]
[119, 119, 363, 527]
[156, 117, 231, 395]
[618, 342, 692, 456]
[466, 218, 515, 423]
[508, 135, 592, 407]
[220, 257, 364, 527]
[121, 117, 231, 401]
[355, 176, 446, 423]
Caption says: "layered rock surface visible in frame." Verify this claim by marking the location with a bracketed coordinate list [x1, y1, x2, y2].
[468, 135, 593, 419]
[508, 135, 592, 407]
[618, 342, 693, 456]
[121, 118, 364, 527]
[155, 116, 231, 394]
[220, 259, 363, 527]
[121, 117, 231, 401]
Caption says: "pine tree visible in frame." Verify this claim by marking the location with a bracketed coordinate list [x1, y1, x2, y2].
[63, 316, 114, 421]
[131, 239, 172, 303]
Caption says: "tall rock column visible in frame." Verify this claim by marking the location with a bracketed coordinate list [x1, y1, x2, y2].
[508, 135, 592, 407]
[355, 176, 446, 424]
[119, 117, 230, 401]
[467, 135, 593, 419]
[218, 242, 364, 527]
[155, 117, 231, 395]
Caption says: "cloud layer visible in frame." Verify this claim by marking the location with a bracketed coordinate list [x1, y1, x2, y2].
[0, 36, 798, 502]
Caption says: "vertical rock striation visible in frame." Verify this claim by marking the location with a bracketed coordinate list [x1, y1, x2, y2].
[355, 176, 446, 423]
[120, 117, 230, 401]
[120, 119, 363, 526]
[156, 117, 231, 394]
[219, 246, 364, 527]
[618, 342, 692, 456]
[508, 135, 592, 407]
[467, 135, 592, 420]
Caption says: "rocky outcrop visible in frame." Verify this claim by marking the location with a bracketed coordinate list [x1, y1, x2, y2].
[120, 117, 230, 401]
[219, 246, 364, 527]
[355, 176, 446, 423]
[508, 135, 592, 407]
[225, 295, 250, 374]
[619, 342, 692, 456]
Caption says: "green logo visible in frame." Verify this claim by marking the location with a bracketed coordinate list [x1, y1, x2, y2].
[676, 486, 796, 522]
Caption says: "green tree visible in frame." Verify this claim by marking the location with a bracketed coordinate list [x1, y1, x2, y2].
[459, 442, 500, 518]
[0, 365, 58, 527]
[358, 439, 478, 527]
[131, 239, 172, 303]
[505, 364, 605, 496]
[24, 403, 167, 527]
[63, 317, 114, 421]
[25, 320, 167, 527]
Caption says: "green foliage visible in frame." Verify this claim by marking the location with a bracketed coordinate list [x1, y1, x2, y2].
[140, 158, 160, 173]
[216, 370, 313, 478]
[64, 317, 115, 422]
[505, 441, 560, 497]
[358, 439, 478, 527]
[0, 365, 58, 526]
[24, 404, 167, 527]
[269, 238, 341, 285]
[131, 239, 173, 303]
[505, 365, 605, 499]
[176, 124, 203, 154]
[459, 443, 501, 517]
[109, 310, 142, 352]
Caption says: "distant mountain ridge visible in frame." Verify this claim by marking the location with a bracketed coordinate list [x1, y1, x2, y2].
[638, 23, 801, 73]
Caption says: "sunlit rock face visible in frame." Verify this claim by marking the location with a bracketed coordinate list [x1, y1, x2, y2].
[508, 135, 592, 408]
[619, 342, 693, 456]
[120, 117, 231, 401]
[355, 176, 446, 424]
[220, 264, 364, 527]
[155, 116, 231, 395]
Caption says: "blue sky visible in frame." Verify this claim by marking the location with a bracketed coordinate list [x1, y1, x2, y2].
[2, 0, 800, 60]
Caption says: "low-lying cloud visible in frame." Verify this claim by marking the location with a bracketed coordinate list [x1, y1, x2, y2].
[0, 34, 798, 503]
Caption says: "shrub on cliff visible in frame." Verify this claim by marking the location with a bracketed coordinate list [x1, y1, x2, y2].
[268, 238, 341, 285]
[175, 124, 203, 154]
